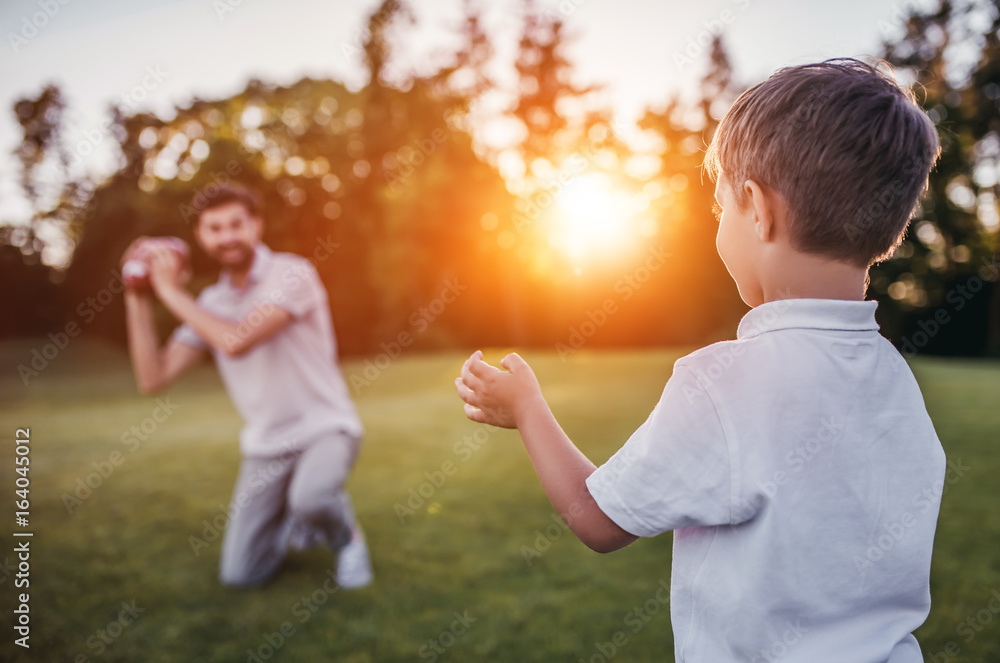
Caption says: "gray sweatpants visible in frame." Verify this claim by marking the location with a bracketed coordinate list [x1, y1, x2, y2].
[218, 431, 361, 587]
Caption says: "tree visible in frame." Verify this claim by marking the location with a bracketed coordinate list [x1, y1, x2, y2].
[58, 0, 515, 354]
[876, 0, 1000, 353]
[1, 85, 82, 338]
[10, 84, 89, 267]
[631, 35, 747, 346]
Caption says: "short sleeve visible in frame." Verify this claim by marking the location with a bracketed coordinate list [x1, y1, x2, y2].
[270, 258, 322, 318]
[169, 322, 208, 350]
[168, 286, 215, 350]
[585, 362, 736, 537]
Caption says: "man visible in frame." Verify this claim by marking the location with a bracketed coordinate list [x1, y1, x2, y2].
[122, 183, 372, 589]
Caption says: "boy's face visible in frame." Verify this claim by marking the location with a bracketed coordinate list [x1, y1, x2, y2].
[714, 175, 764, 307]
[194, 201, 262, 270]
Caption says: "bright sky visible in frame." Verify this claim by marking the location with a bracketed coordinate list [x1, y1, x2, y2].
[0, 0, 933, 236]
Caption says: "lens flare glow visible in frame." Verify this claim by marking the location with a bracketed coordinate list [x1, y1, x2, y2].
[549, 173, 636, 264]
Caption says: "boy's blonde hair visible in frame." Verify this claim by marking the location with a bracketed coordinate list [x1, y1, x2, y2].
[704, 58, 941, 267]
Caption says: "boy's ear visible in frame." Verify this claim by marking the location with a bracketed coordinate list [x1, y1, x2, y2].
[745, 179, 776, 243]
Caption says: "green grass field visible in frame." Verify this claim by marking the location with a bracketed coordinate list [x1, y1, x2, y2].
[0, 339, 998, 662]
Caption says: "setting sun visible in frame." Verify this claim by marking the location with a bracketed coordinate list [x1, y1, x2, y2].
[549, 173, 637, 266]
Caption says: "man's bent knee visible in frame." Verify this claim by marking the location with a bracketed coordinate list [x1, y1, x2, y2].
[289, 489, 341, 527]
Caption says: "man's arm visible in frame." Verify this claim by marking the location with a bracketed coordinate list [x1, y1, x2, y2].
[455, 351, 638, 553]
[145, 244, 294, 358]
[124, 290, 205, 395]
[155, 286, 293, 358]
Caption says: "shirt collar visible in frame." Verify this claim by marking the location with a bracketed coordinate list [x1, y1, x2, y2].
[221, 242, 271, 290]
[737, 298, 880, 340]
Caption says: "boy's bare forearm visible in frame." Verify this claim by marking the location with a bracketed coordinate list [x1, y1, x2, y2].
[516, 397, 638, 553]
[455, 351, 637, 553]
[516, 396, 597, 512]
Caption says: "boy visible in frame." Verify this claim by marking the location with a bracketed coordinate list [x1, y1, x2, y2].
[455, 59, 946, 661]
[121, 183, 372, 589]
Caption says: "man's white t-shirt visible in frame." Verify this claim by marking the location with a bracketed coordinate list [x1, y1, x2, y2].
[170, 242, 363, 457]
[586, 298, 946, 663]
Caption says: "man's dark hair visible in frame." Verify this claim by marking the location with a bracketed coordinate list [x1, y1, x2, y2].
[704, 58, 941, 267]
[189, 182, 263, 226]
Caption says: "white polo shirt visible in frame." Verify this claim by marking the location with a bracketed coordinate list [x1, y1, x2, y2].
[171, 242, 363, 457]
[586, 298, 946, 663]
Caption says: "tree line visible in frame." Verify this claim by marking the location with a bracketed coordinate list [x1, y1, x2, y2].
[3, 0, 997, 357]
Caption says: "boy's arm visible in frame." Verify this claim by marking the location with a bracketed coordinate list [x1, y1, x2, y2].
[145, 243, 294, 358]
[456, 351, 638, 553]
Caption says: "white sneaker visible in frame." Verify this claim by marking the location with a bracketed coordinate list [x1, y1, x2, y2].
[335, 525, 373, 589]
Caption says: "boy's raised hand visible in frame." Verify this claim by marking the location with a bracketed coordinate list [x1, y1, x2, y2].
[456, 350, 543, 429]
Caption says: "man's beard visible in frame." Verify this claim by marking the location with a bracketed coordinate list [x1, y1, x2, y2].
[212, 243, 254, 269]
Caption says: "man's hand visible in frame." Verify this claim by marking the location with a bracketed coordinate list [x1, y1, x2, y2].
[455, 350, 543, 429]
[121, 235, 151, 268]
[146, 242, 191, 297]
[121, 236, 153, 295]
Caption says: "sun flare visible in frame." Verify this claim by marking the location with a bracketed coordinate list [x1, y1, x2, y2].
[549, 173, 637, 265]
